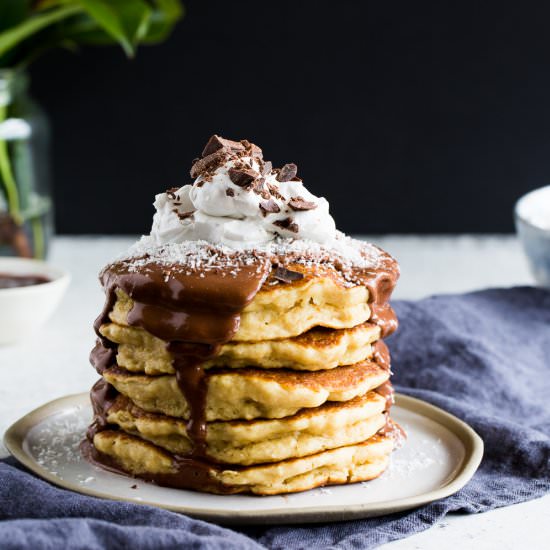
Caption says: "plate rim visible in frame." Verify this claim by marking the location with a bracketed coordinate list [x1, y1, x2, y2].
[3, 392, 484, 525]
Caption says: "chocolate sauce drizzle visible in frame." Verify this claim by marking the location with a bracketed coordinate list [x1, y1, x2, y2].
[86, 246, 400, 488]
[361, 249, 399, 338]
[90, 256, 271, 457]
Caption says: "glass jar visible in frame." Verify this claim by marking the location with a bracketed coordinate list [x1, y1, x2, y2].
[0, 69, 53, 259]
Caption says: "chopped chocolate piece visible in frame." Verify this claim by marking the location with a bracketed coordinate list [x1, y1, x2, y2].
[130, 484, 138, 489]
[273, 265, 305, 283]
[289, 196, 317, 211]
[276, 163, 298, 182]
[252, 178, 270, 199]
[228, 167, 258, 188]
[259, 199, 281, 216]
[225, 188, 235, 197]
[267, 182, 284, 200]
[176, 211, 194, 220]
[259, 188, 271, 200]
[273, 217, 299, 233]
[261, 161, 272, 175]
[190, 149, 227, 179]
[202, 135, 245, 157]
[241, 139, 263, 158]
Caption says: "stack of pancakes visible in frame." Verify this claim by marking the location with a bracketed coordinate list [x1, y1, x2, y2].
[85, 248, 401, 495]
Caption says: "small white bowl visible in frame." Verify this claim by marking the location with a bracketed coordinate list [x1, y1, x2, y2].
[0, 257, 70, 345]
[515, 185, 550, 288]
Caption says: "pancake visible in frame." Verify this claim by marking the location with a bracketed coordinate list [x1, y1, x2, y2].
[102, 360, 390, 421]
[104, 391, 387, 465]
[109, 269, 371, 342]
[90, 429, 395, 495]
[99, 322, 381, 375]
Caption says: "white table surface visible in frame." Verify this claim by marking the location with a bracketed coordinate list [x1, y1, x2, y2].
[0, 235, 548, 549]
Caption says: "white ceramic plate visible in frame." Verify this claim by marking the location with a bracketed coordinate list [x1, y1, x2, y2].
[4, 393, 483, 525]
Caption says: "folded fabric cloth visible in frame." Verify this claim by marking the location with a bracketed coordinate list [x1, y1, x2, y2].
[1, 287, 549, 550]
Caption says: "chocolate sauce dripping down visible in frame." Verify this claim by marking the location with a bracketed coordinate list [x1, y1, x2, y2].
[353, 246, 399, 338]
[378, 417, 407, 443]
[372, 340, 391, 372]
[87, 245, 401, 485]
[169, 342, 220, 455]
[80, 436, 241, 494]
[374, 381, 395, 411]
[89, 340, 116, 374]
[364, 270, 398, 338]
[90, 285, 119, 374]
[85, 378, 119, 440]
[96, 258, 271, 458]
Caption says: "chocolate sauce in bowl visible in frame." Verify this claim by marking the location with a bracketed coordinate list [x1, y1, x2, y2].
[0, 272, 50, 289]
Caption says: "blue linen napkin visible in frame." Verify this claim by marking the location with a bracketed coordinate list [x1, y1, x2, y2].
[1, 287, 549, 550]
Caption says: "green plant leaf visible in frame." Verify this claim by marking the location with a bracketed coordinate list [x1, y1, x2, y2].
[114, 0, 153, 46]
[75, 0, 135, 56]
[0, 105, 20, 217]
[0, 4, 81, 58]
[56, 1, 181, 47]
[0, 1, 32, 33]
[141, 0, 183, 43]
[0, 0, 183, 68]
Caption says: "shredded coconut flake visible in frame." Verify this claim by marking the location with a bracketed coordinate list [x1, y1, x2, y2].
[110, 231, 386, 287]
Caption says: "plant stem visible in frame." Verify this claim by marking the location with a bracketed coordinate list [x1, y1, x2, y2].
[0, 104, 21, 220]
[31, 215, 45, 258]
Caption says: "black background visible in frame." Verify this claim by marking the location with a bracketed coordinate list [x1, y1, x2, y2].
[30, 1, 550, 235]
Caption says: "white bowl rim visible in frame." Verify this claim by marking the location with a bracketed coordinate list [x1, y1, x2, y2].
[514, 184, 550, 233]
[0, 257, 71, 295]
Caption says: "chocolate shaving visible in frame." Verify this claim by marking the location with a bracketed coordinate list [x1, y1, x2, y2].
[192, 135, 265, 179]
[176, 210, 194, 220]
[276, 163, 298, 182]
[273, 265, 304, 283]
[202, 135, 245, 157]
[228, 167, 258, 188]
[241, 139, 263, 158]
[267, 183, 284, 200]
[190, 149, 227, 179]
[288, 196, 317, 211]
[225, 188, 235, 197]
[259, 199, 281, 216]
[261, 161, 272, 176]
[273, 217, 299, 233]
[252, 178, 270, 199]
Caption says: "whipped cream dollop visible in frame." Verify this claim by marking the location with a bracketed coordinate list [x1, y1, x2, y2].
[147, 135, 337, 248]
